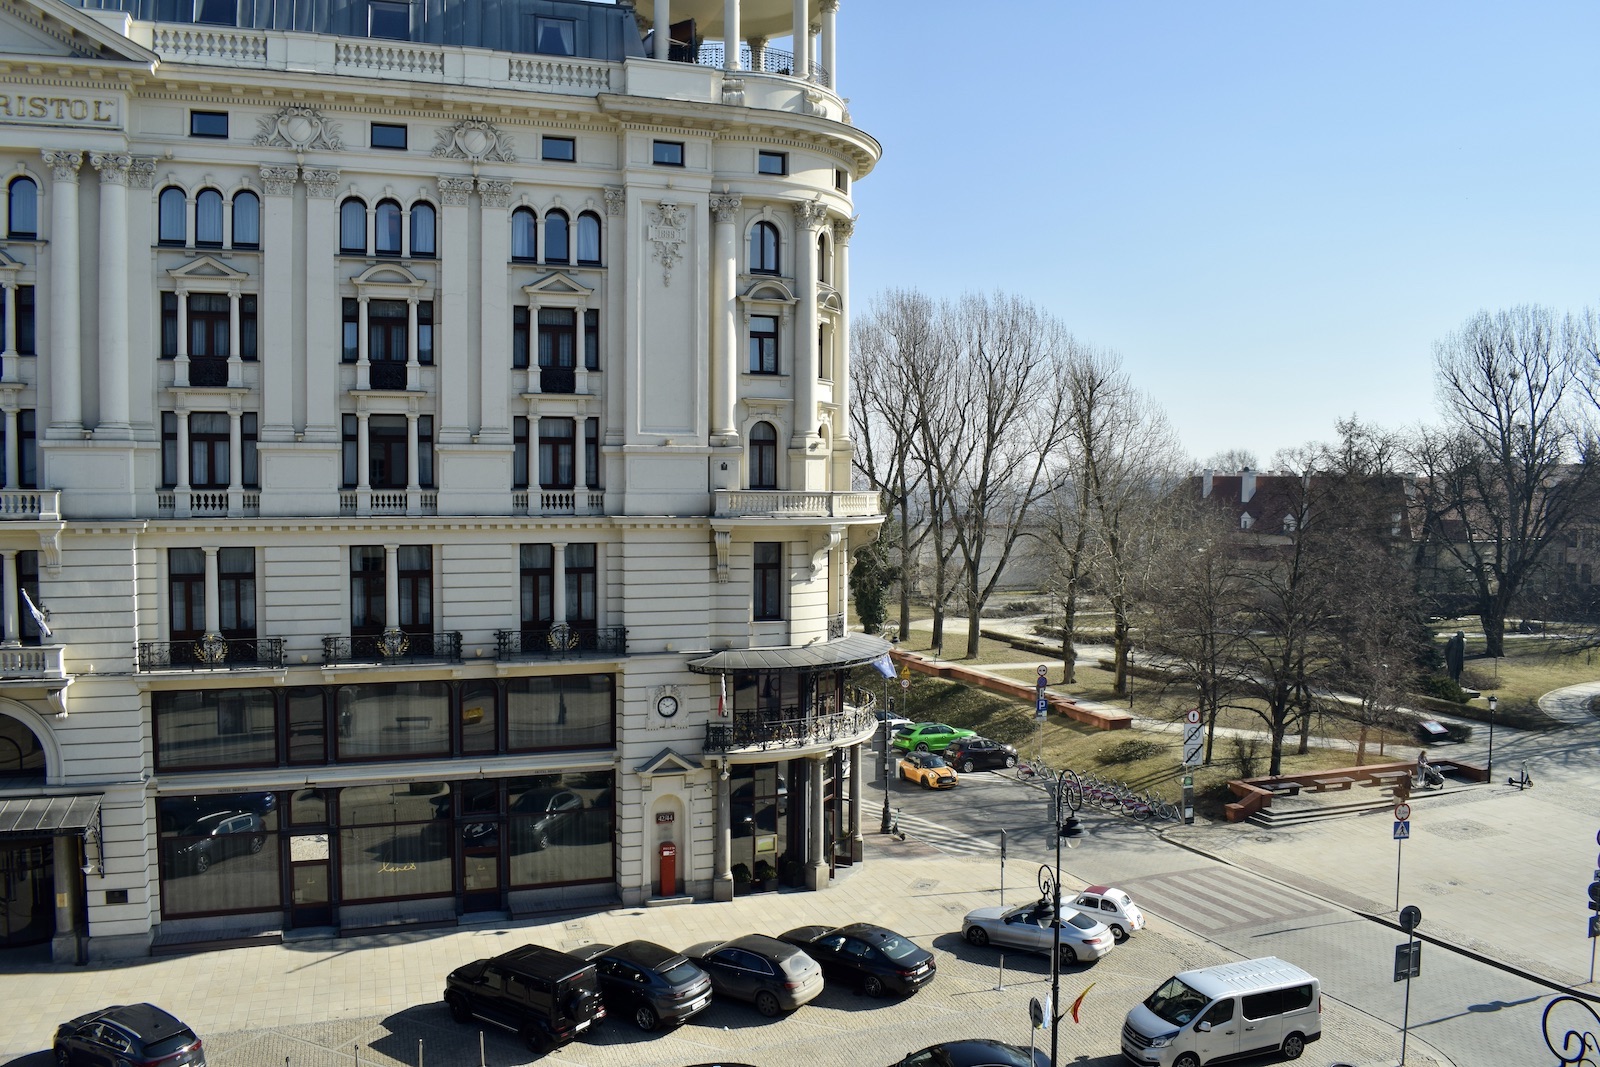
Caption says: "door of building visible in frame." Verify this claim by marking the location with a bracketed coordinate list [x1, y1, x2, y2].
[0, 838, 55, 948]
[288, 834, 332, 928]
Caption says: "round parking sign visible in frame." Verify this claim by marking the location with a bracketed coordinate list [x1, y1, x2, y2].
[1394, 802, 1411, 821]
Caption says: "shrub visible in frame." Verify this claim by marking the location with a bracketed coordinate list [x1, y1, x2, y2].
[1230, 736, 1263, 778]
[1415, 675, 1469, 705]
[1096, 737, 1168, 765]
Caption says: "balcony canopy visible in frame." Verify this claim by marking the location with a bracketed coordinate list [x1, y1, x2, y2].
[0, 793, 102, 837]
[687, 632, 889, 675]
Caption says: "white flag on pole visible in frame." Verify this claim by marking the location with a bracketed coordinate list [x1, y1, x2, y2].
[21, 588, 50, 638]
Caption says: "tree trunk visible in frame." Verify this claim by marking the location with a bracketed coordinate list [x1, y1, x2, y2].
[1356, 722, 1368, 766]
[1112, 619, 1130, 697]
[1481, 609, 1505, 658]
[1268, 718, 1287, 777]
[1059, 587, 1078, 685]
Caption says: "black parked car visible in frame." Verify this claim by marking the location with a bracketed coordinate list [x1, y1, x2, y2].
[570, 940, 714, 1031]
[890, 1040, 1048, 1067]
[685, 934, 824, 1017]
[444, 944, 606, 1053]
[55, 1004, 206, 1067]
[778, 923, 936, 996]
[943, 737, 1018, 773]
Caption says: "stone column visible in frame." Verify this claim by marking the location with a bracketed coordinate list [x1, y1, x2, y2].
[356, 295, 371, 390]
[552, 540, 568, 623]
[820, 0, 838, 89]
[202, 546, 221, 634]
[790, 0, 809, 79]
[175, 406, 191, 515]
[653, 0, 670, 59]
[405, 410, 419, 506]
[602, 189, 626, 448]
[383, 543, 400, 630]
[228, 408, 243, 512]
[259, 166, 298, 440]
[302, 170, 341, 437]
[437, 177, 473, 442]
[806, 754, 826, 889]
[227, 288, 242, 387]
[1, 550, 18, 644]
[477, 179, 513, 441]
[831, 216, 855, 492]
[709, 194, 741, 441]
[2, 408, 16, 487]
[42, 150, 82, 430]
[1, 282, 15, 382]
[406, 295, 419, 390]
[723, 0, 740, 69]
[356, 410, 370, 492]
[791, 201, 827, 466]
[713, 768, 733, 901]
[848, 740, 864, 860]
[90, 152, 131, 433]
[174, 286, 190, 388]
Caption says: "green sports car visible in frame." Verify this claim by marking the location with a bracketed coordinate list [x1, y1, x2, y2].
[891, 722, 977, 753]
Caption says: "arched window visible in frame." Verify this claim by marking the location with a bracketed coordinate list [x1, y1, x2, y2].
[576, 211, 601, 264]
[410, 202, 436, 257]
[374, 199, 403, 256]
[7, 177, 37, 239]
[816, 233, 828, 284]
[232, 190, 260, 248]
[750, 422, 778, 489]
[195, 189, 224, 246]
[545, 210, 569, 263]
[340, 198, 367, 254]
[158, 186, 187, 245]
[750, 221, 779, 274]
[511, 207, 537, 261]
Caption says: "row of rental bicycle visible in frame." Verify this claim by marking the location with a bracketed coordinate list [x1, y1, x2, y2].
[1016, 761, 1183, 822]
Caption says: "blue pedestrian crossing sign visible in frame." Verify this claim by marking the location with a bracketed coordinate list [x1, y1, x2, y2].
[1394, 820, 1410, 840]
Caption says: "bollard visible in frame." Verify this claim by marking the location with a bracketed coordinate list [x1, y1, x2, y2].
[354, 1046, 359, 1067]
[993, 953, 1005, 991]
[479, 1031, 486, 1067]
[418, 1038, 424, 1067]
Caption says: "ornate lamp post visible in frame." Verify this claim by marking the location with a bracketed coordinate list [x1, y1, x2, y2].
[1046, 769, 1083, 1067]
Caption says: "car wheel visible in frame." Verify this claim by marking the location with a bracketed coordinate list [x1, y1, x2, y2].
[633, 1003, 659, 1031]
[965, 926, 989, 947]
[1282, 1033, 1306, 1060]
[960, 759, 975, 773]
[1110, 924, 1129, 943]
[923, 776, 936, 789]
[915, 742, 930, 752]
[862, 975, 885, 998]
[1058, 945, 1078, 966]
[1004, 754, 1017, 768]
[446, 995, 472, 1024]
[249, 835, 265, 854]
[54, 1045, 69, 1067]
[754, 990, 782, 1017]
[522, 1026, 552, 1054]
[194, 851, 210, 874]
[1174, 1055, 1200, 1067]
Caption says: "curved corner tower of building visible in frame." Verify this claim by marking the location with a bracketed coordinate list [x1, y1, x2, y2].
[0, 0, 883, 960]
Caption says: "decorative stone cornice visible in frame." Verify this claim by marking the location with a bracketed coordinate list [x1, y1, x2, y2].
[255, 105, 342, 153]
[89, 152, 132, 185]
[832, 216, 855, 244]
[41, 150, 81, 183]
[821, 0, 839, 12]
[129, 158, 156, 189]
[792, 198, 828, 232]
[259, 165, 299, 196]
[710, 194, 742, 225]
[438, 176, 474, 206]
[303, 169, 340, 199]
[603, 186, 626, 216]
[433, 119, 516, 163]
[648, 201, 688, 286]
[477, 179, 512, 209]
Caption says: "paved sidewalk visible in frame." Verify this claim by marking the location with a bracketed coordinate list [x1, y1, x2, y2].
[0, 836, 1444, 1067]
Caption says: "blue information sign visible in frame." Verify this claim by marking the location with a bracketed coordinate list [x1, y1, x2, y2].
[1394, 820, 1410, 840]
[1035, 697, 1048, 721]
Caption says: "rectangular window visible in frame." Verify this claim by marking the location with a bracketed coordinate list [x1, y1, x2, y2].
[520, 544, 553, 627]
[418, 300, 434, 365]
[342, 298, 358, 363]
[749, 314, 779, 374]
[538, 417, 575, 488]
[15, 286, 34, 355]
[397, 545, 432, 632]
[368, 300, 408, 364]
[189, 411, 230, 489]
[652, 140, 684, 167]
[538, 308, 576, 368]
[168, 548, 206, 639]
[418, 415, 434, 488]
[513, 416, 530, 489]
[341, 414, 359, 488]
[584, 309, 599, 370]
[565, 543, 596, 625]
[287, 688, 326, 765]
[153, 689, 277, 771]
[368, 0, 410, 40]
[241, 412, 259, 488]
[161, 292, 178, 359]
[534, 16, 575, 55]
[335, 684, 450, 765]
[188, 293, 229, 358]
[585, 417, 600, 490]
[505, 676, 613, 753]
[218, 547, 256, 638]
[368, 414, 407, 488]
[542, 136, 576, 162]
[194, 0, 235, 25]
[371, 122, 408, 150]
[241, 295, 257, 361]
[350, 546, 385, 634]
[189, 110, 229, 138]
[15, 550, 39, 642]
[754, 541, 782, 620]
[16, 409, 34, 490]
[758, 150, 787, 176]
[162, 411, 178, 488]
[835, 168, 849, 192]
[512, 306, 530, 369]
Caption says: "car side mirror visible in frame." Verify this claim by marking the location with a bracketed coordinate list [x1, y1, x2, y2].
[1197, 1021, 1212, 1033]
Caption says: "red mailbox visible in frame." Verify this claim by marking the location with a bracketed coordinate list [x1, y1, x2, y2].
[658, 841, 677, 896]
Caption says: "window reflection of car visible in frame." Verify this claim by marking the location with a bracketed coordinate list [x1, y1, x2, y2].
[158, 792, 275, 832]
[170, 811, 266, 874]
[730, 779, 788, 832]
[509, 788, 585, 850]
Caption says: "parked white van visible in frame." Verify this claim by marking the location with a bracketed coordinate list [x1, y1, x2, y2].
[1121, 956, 1320, 1066]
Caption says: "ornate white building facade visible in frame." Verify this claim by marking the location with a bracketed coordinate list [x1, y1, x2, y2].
[0, 0, 883, 961]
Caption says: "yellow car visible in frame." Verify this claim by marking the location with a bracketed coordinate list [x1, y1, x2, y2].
[899, 752, 959, 789]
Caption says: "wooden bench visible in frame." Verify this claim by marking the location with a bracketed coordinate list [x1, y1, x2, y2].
[1262, 781, 1302, 797]
[1368, 770, 1411, 788]
[1311, 776, 1354, 792]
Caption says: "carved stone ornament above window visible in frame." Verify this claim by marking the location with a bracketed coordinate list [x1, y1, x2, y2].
[648, 200, 687, 287]
[432, 119, 516, 164]
[254, 105, 343, 153]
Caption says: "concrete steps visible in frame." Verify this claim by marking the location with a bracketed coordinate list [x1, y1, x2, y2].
[1248, 782, 1480, 827]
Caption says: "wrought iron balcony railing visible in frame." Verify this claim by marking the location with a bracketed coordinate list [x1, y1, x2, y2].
[683, 43, 831, 88]
[322, 631, 463, 664]
[495, 625, 627, 661]
[369, 362, 407, 390]
[704, 705, 876, 754]
[137, 637, 285, 671]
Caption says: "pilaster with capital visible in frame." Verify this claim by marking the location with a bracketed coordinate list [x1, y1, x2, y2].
[438, 176, 474, 207]
[259, 165, 298, 197]
[302, 169, 340, 199]
[42, 150, 82, 429]
[92, 153, 133, 431]
[790, 201, 826, 467]
[258, 167, 298, 437]
[477, 178, 512, 209]
[710, 194, 743, 441]
[476, 178, 512, 439]
[303, 170, 341, 436]
[129, 158, 156, 190]
[603, 187, 627, 447]
[831, 213, 856, 488]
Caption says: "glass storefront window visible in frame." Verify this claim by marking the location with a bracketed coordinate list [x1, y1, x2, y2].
[287, 687, 326, 764]
[338, 782, 452, 901]
[336, 682, 450, 760]
[157, 792, 280, 917]
[154, 689, 277, 770]
[506, 675, 613, 751]
[507, 772, 613, 887]
[461, 680, 498, 756]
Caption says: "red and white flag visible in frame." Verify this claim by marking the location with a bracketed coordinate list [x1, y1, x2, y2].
[717, 673, 728, 717]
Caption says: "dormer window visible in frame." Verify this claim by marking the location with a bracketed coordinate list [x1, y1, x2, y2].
[368, 0, 410, 40]
[194, 0, 234, 24]
[535, 16, 575, 55]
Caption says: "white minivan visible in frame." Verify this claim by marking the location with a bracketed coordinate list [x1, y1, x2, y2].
[1120, 956, 1320, 1066]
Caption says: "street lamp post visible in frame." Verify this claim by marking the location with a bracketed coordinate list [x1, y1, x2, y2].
[1048, 769, 1082, 1067]
[880, 676, 892, 834]
[1486, 694, 1496, 779]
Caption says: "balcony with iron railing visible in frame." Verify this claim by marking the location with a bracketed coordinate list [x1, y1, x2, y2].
[136, 637, 285, 672]
[713, 489, 881, 519]
[495, 625, 627, 661]
[682, 43, 829, 88]
[704, 703, 876, 755]
[322, 631, 463, 665]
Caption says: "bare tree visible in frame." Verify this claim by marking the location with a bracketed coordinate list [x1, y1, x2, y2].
[1410, 306, 1597, 656]
[1035, 470, 1098, 684]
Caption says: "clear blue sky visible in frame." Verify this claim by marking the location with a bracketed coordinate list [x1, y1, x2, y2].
[835, 2, 1600, 467]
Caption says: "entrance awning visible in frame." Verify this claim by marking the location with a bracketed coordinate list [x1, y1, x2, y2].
[687, 633, 891, 674]
[0, 793, 103, 837]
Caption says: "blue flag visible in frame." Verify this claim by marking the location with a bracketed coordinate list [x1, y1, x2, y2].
[872, 653, 895, 679]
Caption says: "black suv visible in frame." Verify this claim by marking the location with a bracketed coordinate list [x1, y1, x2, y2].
[571, 940, 714, 1031]
[54, 1004, 206, 1067]
[444, 944, 606, 1053]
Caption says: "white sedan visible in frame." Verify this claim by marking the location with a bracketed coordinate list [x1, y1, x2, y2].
[1065, 885, 1145, 943]
[961, 899, 1116, 965]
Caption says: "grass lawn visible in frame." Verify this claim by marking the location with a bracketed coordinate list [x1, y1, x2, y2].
[1426, 618, 1598, 729]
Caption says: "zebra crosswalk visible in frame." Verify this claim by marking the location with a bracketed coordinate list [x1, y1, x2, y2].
[1117, 866, 1337, 936]
[891, 808, 1003, 856]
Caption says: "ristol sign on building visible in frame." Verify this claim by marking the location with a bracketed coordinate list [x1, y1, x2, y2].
[0, 93, 121, 127]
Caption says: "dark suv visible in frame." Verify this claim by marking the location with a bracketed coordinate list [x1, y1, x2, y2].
[570, 940, 714, 1031]
[54, 1004, 206, 1067]
[444, 944, 606, 1053]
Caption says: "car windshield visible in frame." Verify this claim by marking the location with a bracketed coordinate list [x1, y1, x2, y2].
[877, 934, 922, 961]
[920, 755, 948, 769]
[143, 1030, 198, 1058]
[659, 959, 702, 984]
[1145, 976, 1209, 1026]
